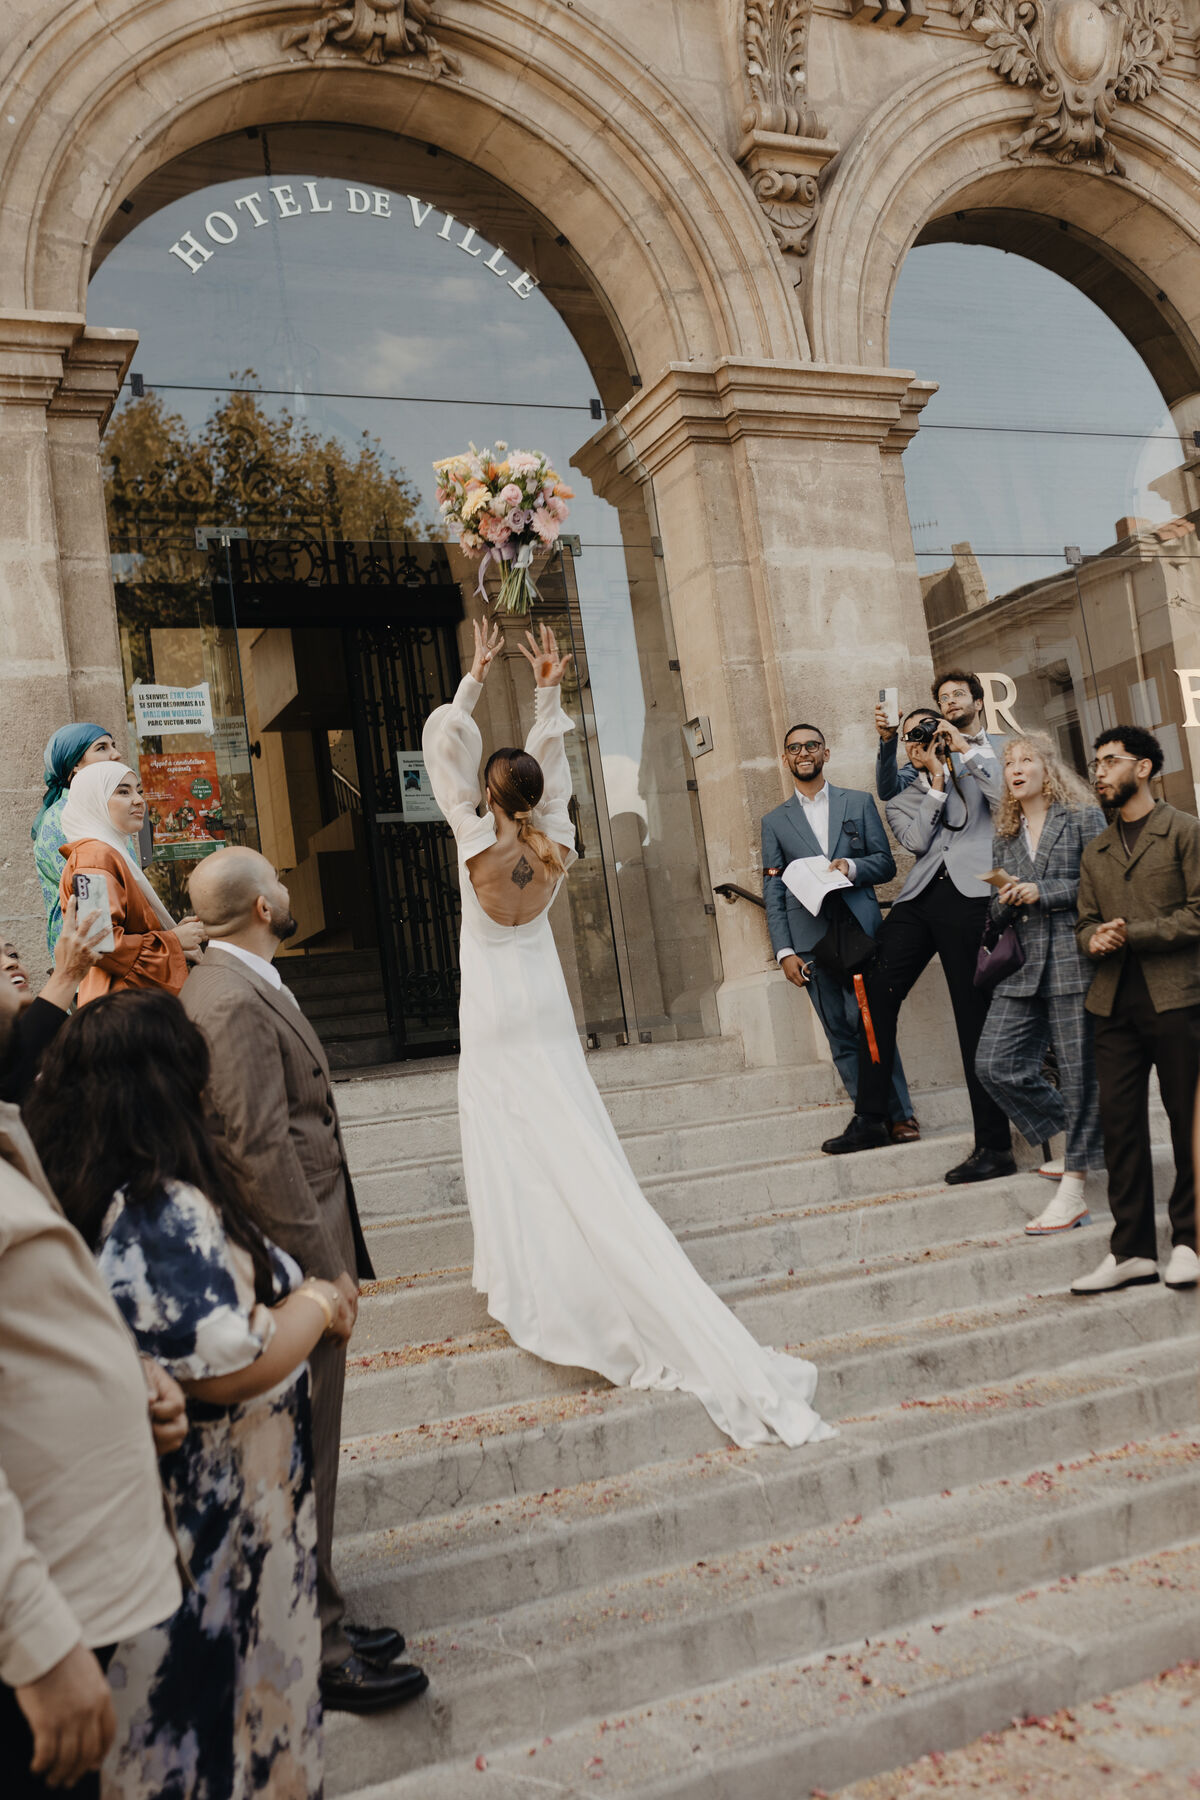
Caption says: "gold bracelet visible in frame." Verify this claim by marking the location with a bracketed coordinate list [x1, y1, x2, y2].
[295, 1283, 335, 1331]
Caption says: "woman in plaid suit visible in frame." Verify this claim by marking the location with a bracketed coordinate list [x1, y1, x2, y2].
[975, 735, 1107, 1235]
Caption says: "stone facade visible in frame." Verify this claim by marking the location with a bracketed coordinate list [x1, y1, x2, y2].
[2, 0, 1199, 1067]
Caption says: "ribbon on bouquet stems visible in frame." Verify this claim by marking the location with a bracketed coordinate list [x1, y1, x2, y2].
[474, 540, 541, 615]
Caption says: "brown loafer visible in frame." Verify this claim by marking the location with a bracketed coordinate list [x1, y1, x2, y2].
[889, 1117, 920, 1143]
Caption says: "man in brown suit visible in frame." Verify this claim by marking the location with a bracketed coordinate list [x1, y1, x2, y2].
[184, 848, 426, 1712]
[1072, 726, 1200, 1295]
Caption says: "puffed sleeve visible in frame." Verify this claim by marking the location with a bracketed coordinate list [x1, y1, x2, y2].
[97, 1183, 275, 1381]
[524, 685, 578, 863]
[422, 675, 496, 859]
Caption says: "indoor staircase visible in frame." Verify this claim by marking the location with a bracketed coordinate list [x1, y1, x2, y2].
[327, 1037, 1200, 1796]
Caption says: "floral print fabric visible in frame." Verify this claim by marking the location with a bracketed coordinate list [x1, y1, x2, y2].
[98, 1182, 322, 1799]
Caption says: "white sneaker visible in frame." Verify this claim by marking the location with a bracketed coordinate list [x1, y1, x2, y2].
[1026, 1175, 1089, 1235]
[1037, 1156, 1065, 1180]
[1070, 1253, 1159, 1295]
[1164, 1244, 1200, 1290]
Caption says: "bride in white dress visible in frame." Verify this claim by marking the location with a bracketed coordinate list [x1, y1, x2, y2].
[421, 620, 835, 1449]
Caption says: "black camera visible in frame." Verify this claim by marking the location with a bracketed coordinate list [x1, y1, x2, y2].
[905, 715, 951, 759]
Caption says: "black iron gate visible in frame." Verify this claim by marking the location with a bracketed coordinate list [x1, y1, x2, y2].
[344, 619, 463, 1055]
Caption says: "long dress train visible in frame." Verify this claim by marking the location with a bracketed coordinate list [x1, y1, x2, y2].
[422, 674, 835, 1449]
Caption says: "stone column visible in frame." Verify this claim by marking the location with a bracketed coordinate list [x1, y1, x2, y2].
[0, 312, 135, 948]
[576, 358, 938, 1067]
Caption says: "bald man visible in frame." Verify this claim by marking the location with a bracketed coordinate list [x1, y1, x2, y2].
[183, 849, 426, 1713]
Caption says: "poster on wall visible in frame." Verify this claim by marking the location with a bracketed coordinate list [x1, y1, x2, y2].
[398, 751, 445, 823]
[131, 680, 214, 738]
[139, 752, 226, 862]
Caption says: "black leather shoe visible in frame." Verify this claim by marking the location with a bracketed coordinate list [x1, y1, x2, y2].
[821, 1114, 890, 1156]
[320, 1654, 429, 1714]
[944, 1147, 1017, 1185]
[346, 1623, 406, 1666]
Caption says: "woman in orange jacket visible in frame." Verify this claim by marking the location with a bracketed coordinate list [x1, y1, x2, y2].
[58, 762, 205, 1003]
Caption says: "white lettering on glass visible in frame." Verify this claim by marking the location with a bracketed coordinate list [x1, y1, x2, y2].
[165, 183, 542, 302]
[168, 231, 213, 274]
[1176, 669, 1200, 728]
[205, 210, 238, 245]
[979, 673, 1022, 737]
[235, 192, 268, 228]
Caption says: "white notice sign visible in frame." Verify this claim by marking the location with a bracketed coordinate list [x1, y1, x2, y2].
[132, 681, 214, 739]
[398, 751, 444, 823]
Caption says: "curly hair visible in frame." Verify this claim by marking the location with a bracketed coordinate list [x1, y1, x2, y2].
[994, 732, 1097, 838]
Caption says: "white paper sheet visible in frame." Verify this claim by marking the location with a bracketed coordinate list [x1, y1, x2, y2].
[781, 856, 852, 914]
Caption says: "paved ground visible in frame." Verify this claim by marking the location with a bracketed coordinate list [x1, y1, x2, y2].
[835, 1659, 1200, 1798]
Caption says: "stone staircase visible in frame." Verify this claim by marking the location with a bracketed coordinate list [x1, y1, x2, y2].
[328, 1036, 1200, 1796]
[278, 949, 393, 1070]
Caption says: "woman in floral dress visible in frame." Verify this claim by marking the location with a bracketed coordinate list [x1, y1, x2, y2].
[26, 990, 350, 1799]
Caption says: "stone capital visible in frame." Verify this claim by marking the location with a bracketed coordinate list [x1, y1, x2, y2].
[575, 359, 927, 494]
[882, 378, 938, 456]
[0, 312, 135, 426]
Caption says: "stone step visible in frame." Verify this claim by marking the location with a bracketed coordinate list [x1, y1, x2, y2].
[352, 1119, 979, 1220]
[342, 1062, 852, 1167]
[333, 1034, 749, 1120]
[327, 1036, 397, 1072]
[282, 968, 386, 1003]
[360, 1157, 1061, 1282]
[297, 990, 390, 1022]
[354, 1537, 1200, 1799]
[335, 1336, 1197, 1614]
[323, 1427, 1200, 1790]
[343, 1252, 1196, 1438]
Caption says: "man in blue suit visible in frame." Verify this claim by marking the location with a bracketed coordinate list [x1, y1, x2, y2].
[762, 723, 918, 1139]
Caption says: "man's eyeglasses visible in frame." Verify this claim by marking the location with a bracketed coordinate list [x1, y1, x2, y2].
[784, 741, 824, 757]
[1087, 752, 1139, 777]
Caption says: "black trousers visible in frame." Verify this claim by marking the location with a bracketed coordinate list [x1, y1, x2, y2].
[856, 873, 1011, 1152]
[0, 1646, 114, 1800]
[1092, 958, 1200, 1262]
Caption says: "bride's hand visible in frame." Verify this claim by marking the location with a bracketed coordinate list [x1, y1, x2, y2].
[516, 623, 573, 688]
[470, 618, 503, 684]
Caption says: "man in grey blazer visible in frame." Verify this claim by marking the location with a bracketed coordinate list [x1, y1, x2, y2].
[762, 723, 917, 1137]
[184, 848, 426, 1714]
[823, 706, 1015, 1181]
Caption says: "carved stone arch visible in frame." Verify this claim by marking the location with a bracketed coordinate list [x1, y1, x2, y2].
[0, 0, 809, 377]
[805, 54, 1200, 398]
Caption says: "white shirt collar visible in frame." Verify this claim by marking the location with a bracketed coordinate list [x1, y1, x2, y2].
[207, 939, 283, 990]
[793, 780, 828, 806]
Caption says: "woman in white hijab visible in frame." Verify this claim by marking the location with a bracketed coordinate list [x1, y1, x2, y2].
[58, 763, 206, 1005]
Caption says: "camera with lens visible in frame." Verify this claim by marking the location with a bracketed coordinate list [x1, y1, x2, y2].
[905, 715, 952, 762]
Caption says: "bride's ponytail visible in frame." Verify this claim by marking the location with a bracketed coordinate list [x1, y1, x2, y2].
[484, 749, 567, 877]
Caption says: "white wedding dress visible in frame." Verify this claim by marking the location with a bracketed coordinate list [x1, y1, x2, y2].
[421, 674, 835, 1448]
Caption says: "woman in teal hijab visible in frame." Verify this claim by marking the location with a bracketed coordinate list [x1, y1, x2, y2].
[33, 723, 124, 955]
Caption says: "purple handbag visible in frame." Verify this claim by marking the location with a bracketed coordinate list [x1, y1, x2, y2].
[974, 914, 1027, 991]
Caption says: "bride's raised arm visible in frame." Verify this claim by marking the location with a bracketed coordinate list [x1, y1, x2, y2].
[517, 624, 577, 860]
[421, 620, 502, 858]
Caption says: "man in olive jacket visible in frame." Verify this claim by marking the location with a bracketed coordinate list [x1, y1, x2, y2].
[1071, 726, 1200, 1295]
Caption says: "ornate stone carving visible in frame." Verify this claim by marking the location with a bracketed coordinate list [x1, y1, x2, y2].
[736, 1, 837, 263]
[283, 0, 460, 74]
[953, 0, 1179, 176]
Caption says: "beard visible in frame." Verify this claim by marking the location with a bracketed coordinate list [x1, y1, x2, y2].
[268, 903, 298, 942]
[1103, 774, 1139, 810]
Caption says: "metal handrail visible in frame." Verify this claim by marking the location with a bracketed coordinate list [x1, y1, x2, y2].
[331, 769, 363, 817]
[713, 882, 765, 911]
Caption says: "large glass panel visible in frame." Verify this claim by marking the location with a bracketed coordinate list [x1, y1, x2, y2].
[89, 125, 722, 1060]
[892, 240, 1200, 804]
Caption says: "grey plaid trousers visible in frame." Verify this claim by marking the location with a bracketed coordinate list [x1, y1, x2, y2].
[975, 989, 1103, 1172]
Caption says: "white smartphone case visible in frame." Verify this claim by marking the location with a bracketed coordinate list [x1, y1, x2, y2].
[73, 870, 117, 955]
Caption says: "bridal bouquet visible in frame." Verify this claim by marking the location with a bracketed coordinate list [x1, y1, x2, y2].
[433, 442, 573, 615]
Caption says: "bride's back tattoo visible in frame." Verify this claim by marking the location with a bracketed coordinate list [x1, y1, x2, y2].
[511, 854, 534, 889]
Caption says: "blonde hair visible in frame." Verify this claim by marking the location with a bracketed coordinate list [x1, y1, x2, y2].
[483, 748, 567, 878]
[995, 731, 1096, 838]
